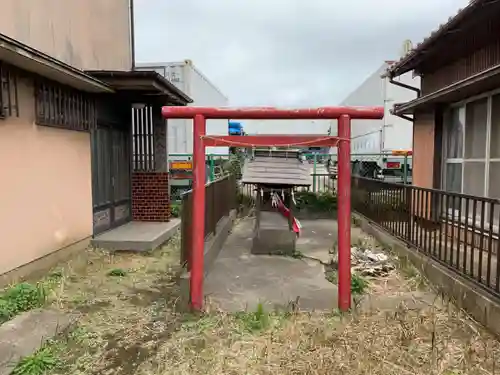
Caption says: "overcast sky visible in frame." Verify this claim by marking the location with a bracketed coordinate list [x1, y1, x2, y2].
[134, 0, 469, 133]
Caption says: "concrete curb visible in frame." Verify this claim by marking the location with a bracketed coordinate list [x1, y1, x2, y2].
[353, 212, 500, 338]
[0, 309, 76, 374]
[179, 209, 237, 309]
[204, 210, 238, 276]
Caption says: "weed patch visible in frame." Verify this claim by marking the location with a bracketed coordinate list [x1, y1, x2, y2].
[0, 283, 46, 324]
[397, 256, 427, 290]
[233, 303, 270, 333]
[12, 346, 60, 375]
[325, 270, 369, 295]
[351, 273, 369, 294]
[107, 268, 128, 277]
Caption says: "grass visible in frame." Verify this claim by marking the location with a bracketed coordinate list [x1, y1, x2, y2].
[12, 346, 60, 375]
[397, 255, 428, 289]
[130, 301, 500, 375]
[107, 268, 128, 277]
[272, 249, 304, 259]
[351, 273, 369, 294]
[21, 234, 184, 375]
[233, 303, 271, 333]
[325, 270, 369, 295]
[0, 282, 46, 324]
[8, 228, 500, 375]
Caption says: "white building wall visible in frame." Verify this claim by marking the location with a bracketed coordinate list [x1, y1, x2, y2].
[188, 63, 229, 155]
[384, 70, 418, 151]
[243, 119, 330, 136]
[330, 61, 419, 157]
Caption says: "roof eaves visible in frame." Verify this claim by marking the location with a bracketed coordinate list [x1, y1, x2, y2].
[0, 33, 112, 93]
[85, 70, 193, 104]
[386, 0, 487, 78]
[148, 71, 193, 104]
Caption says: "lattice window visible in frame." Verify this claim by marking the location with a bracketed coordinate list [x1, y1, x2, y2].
[132, 105, 155, 171]
[0, 62, 19, 119]
[34, 80, 96, 131]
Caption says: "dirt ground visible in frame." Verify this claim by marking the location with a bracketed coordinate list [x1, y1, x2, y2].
[31, 228, 500, 375]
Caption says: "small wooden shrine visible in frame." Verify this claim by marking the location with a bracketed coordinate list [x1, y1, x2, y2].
[241, 149, 311, 255]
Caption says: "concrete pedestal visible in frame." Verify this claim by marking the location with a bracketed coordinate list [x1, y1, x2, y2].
[252, 211, 296, 255]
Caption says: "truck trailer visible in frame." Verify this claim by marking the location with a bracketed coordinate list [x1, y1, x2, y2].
[135, 60, 230, 197]
[328, 59, 419, 183]
[135, 60, 229, 158]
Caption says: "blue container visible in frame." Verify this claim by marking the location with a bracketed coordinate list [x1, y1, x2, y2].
[228, 121, 243, 130]
[229, 121, 244, 136]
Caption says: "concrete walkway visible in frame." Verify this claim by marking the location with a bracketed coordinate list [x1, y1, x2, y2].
[296, 219, 365, 263]
[205, 216, 440, 313]
[91, 219, 180, 252]
[205, 217, 354, 312]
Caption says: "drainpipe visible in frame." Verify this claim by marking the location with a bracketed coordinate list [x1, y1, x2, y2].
[395, 113, 414, 123]
[389, 77, 420, 96]
[386, 70, 419, 123]
[129, 0, 136, 70]
[381, 75, 389, 157]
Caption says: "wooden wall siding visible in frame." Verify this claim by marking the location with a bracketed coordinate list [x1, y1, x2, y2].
[421, 38, 500, 96]
[412, 111, 435, 189]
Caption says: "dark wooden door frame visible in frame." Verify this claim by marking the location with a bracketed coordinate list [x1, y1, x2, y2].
[91, 124, 132, 235]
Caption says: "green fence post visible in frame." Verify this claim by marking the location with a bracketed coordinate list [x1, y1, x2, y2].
[312, 153, 317, 193]
[403, 154, 408, 184]
[209, 154, 215, 182]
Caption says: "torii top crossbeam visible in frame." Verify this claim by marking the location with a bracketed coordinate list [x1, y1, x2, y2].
[161, 106, 384, 120]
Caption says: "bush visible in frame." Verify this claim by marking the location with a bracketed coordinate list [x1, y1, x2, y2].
[223, 151, 246, 179]
[170, 202, 182, 218]
[237, 192, 254, 207]
[352, 188, 407, 211]
[295, 191, 337, 212]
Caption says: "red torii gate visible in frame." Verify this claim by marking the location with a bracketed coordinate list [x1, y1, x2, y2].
[161, 106, 384, 311]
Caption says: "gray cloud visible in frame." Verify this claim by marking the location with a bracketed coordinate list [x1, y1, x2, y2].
[134, 0, 470, 109]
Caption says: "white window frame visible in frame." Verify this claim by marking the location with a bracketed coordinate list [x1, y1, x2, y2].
[442, 89, 500, 233]
[442, 93, 500, 196]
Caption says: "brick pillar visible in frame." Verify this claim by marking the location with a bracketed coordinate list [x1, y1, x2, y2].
[131, 172, 170, 221]
[131, 107, 170, 222]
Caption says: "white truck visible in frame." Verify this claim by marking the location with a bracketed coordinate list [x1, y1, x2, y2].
[328, 58, 419, 184]
[135, 60, 229, 158]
